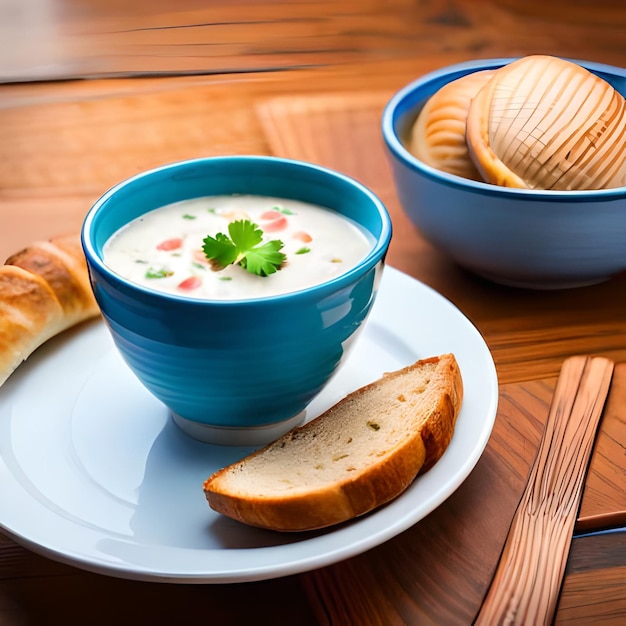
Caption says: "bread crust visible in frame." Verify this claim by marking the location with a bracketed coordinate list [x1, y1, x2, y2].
[0, 235, 100, 387]
[204, 354, 463, 531]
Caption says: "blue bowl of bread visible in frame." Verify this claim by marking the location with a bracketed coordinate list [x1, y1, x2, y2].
[382, 55, 626, 289]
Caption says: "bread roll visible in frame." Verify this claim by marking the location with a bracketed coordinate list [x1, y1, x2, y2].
[0, 235, 100, 387]
[466, 55, 626, 190]
[409, 69, 493, 180]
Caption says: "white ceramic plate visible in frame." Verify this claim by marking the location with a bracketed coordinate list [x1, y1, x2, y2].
[0, 266, 498, 583]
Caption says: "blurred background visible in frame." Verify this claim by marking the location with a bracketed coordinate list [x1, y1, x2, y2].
[1, 0, 624, 83]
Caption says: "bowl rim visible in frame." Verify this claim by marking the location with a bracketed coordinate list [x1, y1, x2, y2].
[381, 56, 626, 201]
[81, 155, 393, 307]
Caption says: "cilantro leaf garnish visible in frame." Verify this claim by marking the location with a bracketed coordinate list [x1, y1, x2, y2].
[202, 231, 239, 269]
[202, 219, 286, 276]
[240, 239, 286, 276]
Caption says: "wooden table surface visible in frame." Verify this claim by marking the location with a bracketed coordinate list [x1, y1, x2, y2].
[1, 1, 625, 624]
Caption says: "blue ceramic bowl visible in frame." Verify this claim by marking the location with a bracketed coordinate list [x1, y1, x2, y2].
[82, 156, 392, 445]
[382, 58, 626, 289]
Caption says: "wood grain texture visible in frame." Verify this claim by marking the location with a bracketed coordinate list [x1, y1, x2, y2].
[578, 362, 626, 532]
[475, 356, 614, 626]
[0, 534, 316, 626]
[2, 0, 625, 83]
[556, 531, 626, 625]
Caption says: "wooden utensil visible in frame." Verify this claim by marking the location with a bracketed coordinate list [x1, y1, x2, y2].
[475, 355, 614, 626]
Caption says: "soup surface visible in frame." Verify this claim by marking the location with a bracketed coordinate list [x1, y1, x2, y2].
[103, 195, 373, 300]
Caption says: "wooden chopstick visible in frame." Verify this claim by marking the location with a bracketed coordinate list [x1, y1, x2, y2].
[474, 355, 614, 626]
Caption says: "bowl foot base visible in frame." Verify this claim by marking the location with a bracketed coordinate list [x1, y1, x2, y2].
[474, 269, 612, 290]
[171, 411, 306, 446]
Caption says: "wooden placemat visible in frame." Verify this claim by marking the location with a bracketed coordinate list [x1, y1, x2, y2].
[256, 92, 626, 531]
[257, 93, 626, 622]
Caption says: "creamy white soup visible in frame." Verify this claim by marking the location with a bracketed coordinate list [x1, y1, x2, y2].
[103, 195, 374, 300]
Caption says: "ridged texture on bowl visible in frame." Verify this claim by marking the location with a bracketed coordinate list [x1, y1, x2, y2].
[466, 55, 626, 190]
[83, 156, 392, 435]
[98, 269, 380, 429]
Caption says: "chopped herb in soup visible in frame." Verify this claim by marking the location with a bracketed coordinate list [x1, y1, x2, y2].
[103, 195, 373, 300]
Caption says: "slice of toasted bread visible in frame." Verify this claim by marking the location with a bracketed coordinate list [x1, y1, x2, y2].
[203, 353, 463, 531]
